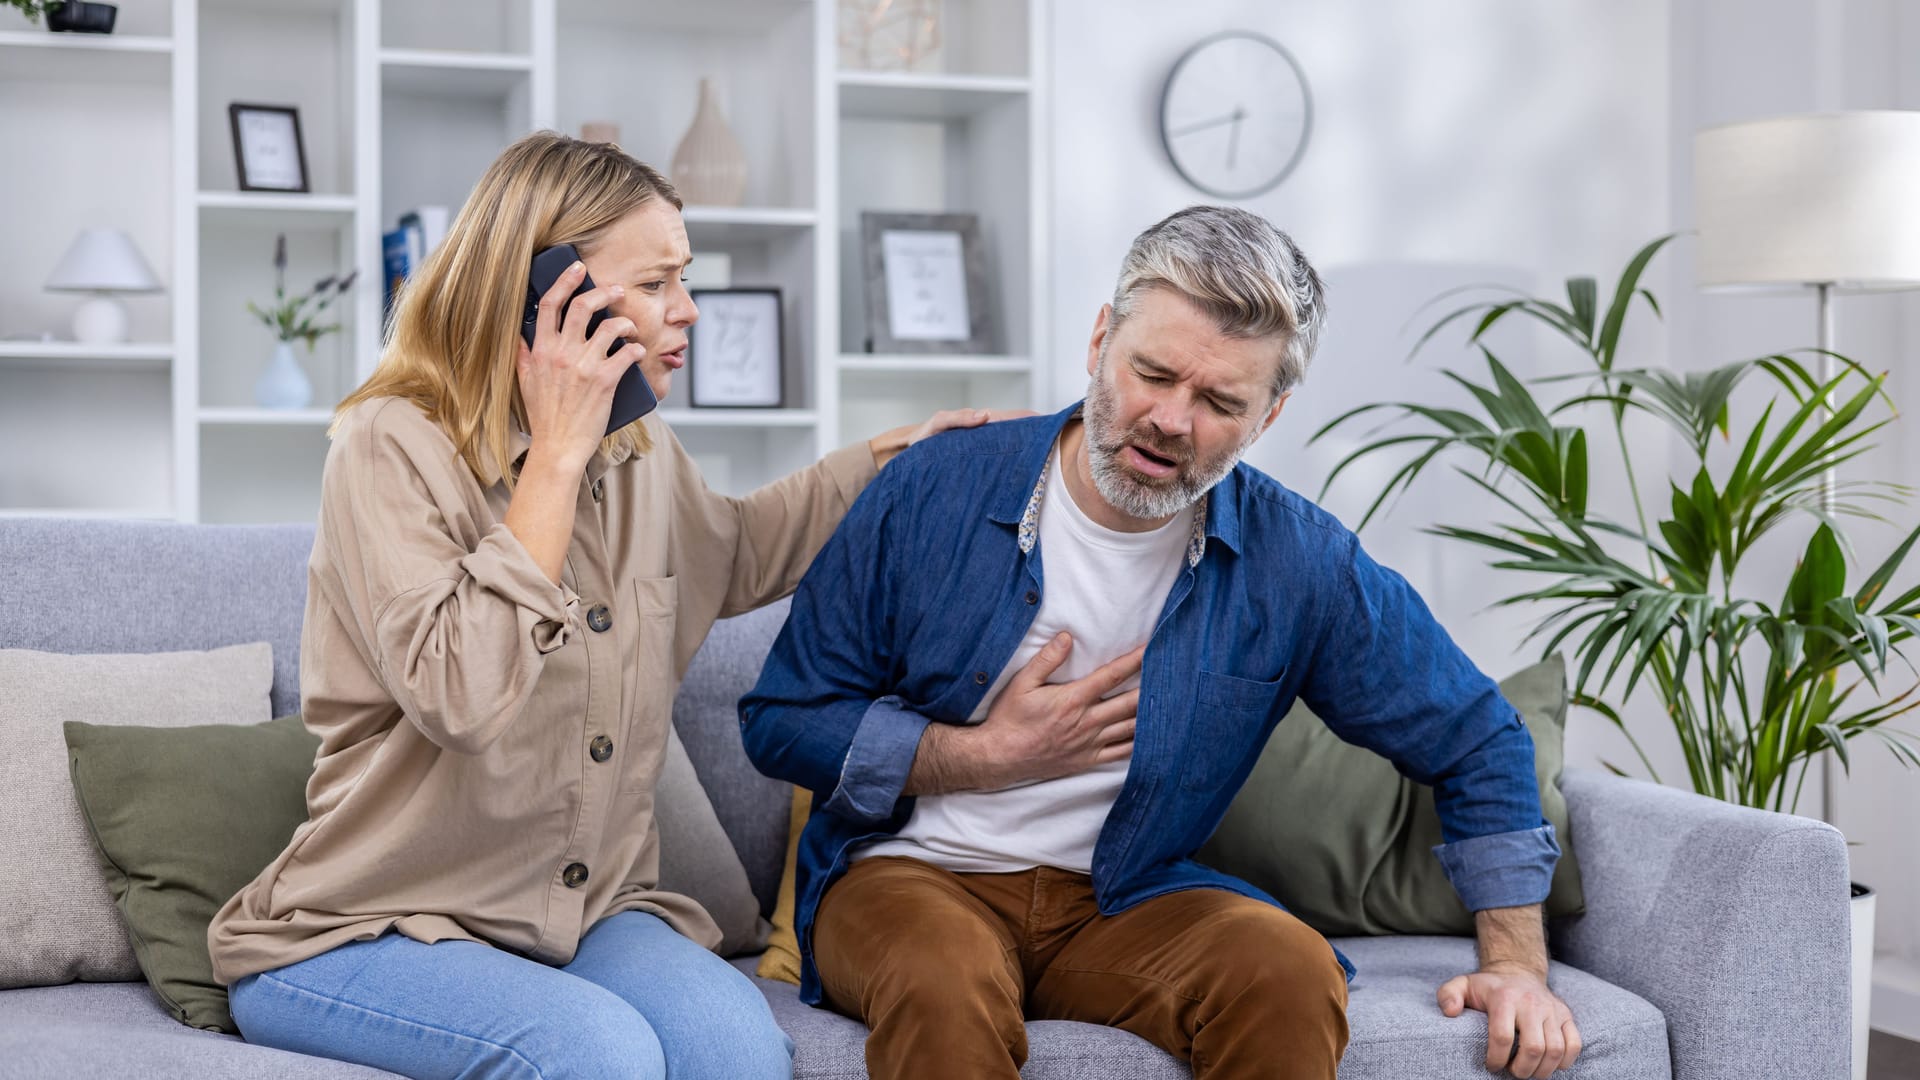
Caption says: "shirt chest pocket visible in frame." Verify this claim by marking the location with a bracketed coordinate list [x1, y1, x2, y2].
[618, 574, 679, 792]
[1181, 668, 1285, 793]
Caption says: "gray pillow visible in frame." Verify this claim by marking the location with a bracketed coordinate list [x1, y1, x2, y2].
[0, 644, 273, 988]
[657, 727, 771, 957]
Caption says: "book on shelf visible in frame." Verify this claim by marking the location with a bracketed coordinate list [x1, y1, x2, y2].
[381, 206, 450, 330]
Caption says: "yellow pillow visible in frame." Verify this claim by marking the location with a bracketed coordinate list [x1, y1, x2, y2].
[754, 786, 810, 985]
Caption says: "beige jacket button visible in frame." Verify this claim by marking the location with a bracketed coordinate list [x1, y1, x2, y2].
[587, 605, 612, 632]
[562, 863, 589, 888]
[589, 735, 614, 763]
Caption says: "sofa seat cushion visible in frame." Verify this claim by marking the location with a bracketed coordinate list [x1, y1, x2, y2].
[1333, 937, 1669, 1079]
[735, 937, 1671, 1080]
[0, 983, 399, 1079]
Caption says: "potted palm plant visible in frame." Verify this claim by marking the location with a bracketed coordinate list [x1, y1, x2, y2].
[1315, 235, 1919, 1069]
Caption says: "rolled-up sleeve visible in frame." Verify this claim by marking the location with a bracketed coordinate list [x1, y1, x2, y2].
[1434, 824, 1561, 911]
[820, 697, 934, 824]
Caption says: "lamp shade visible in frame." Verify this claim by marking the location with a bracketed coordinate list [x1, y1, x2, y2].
[1694, 111, 1920, 291]
[44, 228, 162, 294]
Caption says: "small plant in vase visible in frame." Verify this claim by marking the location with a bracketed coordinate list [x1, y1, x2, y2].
[247, 234, 355, 410]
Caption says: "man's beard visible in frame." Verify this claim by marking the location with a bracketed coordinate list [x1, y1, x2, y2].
[1082, 360, 1260, 521]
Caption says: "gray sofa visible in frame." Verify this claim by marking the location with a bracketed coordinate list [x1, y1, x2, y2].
[0, 519, 1852, 1079]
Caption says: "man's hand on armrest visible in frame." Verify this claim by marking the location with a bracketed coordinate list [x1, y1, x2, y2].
[1436, 904, 1582, 1079]
[903, 633, 1143, 796]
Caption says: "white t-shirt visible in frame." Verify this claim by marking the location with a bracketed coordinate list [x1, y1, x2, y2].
[856, 443, 1195, 874]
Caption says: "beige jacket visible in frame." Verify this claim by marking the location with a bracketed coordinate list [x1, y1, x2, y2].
[208, 397, 876, 985]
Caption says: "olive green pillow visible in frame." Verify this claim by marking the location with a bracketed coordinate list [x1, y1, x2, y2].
[63, 714, 319, 1034]
[1197, 656, 1583, 937]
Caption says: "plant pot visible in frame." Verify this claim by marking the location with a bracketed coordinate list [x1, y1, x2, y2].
[254, 341, 313, 409]
[46, 2, 117, 34]
[1852, 882, 1875, 1080]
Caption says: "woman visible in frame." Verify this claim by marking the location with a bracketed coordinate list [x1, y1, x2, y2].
[207, 131, 998, 1079]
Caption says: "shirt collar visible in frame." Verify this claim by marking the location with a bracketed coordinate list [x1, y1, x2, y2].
[998, 400, 1242, 568]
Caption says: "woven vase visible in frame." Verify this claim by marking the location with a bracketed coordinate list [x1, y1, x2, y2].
[670, 78, 748, 206]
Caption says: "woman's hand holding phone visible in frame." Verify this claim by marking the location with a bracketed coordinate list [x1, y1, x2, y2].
[518, 259, 646, 473]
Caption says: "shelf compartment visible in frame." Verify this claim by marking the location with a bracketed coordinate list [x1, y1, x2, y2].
[838, 355, 1031, 375]
[0, 343, 172, 373]
[198, 407, 336, 425]
[380, 48, 533, 98]
[656, 408, 819, 428]
[837, 71, 1028, 121]
[0, 31, 171, 83]
[198, 192, 360, 228]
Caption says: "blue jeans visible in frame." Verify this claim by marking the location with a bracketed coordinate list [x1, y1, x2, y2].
[228, 911, 792, 1079]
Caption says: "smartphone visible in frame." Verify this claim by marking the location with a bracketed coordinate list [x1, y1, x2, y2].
[522, 243, 659, 435]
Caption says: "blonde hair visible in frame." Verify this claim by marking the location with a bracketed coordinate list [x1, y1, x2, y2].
[334, 131, 682, 487]
[1109, 205, 1327, 398]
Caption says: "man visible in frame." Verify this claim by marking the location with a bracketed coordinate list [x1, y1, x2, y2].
[740, 206, 1581, 1080]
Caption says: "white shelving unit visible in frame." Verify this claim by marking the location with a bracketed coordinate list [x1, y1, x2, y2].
[0, 0, 1047, 522]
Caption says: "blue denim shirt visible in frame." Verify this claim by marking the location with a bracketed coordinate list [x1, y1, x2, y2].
[740, 404, 1559, 1006]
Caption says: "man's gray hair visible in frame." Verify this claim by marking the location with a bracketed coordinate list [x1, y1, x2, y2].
[1108, 206, 1327, 398]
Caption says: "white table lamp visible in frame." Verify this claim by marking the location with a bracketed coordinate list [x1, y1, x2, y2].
[43, 228, 162, 345]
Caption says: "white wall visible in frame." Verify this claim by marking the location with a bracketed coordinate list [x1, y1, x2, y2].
[1046, 0, 1920, 1034]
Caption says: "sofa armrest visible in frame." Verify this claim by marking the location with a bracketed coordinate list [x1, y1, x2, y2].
[1552, 768, 1851, 1080]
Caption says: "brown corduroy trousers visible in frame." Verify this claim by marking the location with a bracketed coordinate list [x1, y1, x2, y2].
[813, 856, 1350, 1080]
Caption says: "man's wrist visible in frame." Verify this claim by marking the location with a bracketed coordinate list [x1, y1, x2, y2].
[1473, 905, 1549, 979]
[906, 722, 1004, 796]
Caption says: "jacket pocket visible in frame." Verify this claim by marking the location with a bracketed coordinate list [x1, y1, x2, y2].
[1182, 668, 1285, 793]
[620, 575, 680, 793]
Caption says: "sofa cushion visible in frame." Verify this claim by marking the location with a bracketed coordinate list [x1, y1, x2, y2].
[1199, 656, 1583, 938]
[63, 714, 320, 1033]
[1334, 936, 1669, 1078]
[672, 599, 796, 914]
[0, 983, 399, 1079]
[0, 643, 274, 989]
[732, 936, 1671, 1079]
[0, 520, 312, 718]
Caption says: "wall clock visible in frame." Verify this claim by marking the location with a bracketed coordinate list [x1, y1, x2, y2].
[1158, 31, 1313, 199]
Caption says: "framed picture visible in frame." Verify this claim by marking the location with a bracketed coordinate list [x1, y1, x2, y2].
[861, 211, 993, 354]
[228, 104, 310, 193]
[688, 288, 785, 408]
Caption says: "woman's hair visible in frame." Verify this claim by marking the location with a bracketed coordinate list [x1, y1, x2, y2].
[334, 131, 682, 486]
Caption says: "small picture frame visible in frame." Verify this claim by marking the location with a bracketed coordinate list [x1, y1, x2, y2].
[861, 211, 993, 354]
[688, 288, 785, 408]
[228, 103, 310, 193]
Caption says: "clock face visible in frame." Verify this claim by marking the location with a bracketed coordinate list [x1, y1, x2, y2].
[1159, 32, 1313, 200]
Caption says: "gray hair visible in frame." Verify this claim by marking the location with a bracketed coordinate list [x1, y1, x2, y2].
[1108, 206, 1327, 398]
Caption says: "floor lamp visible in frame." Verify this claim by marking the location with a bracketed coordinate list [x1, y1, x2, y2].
[1694, 110, 1920, 826]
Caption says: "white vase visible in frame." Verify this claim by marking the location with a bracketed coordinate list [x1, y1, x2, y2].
[670, 78, 748, 206]
[255, 341, 313, 409]
[1852, 882, 1875, 1080]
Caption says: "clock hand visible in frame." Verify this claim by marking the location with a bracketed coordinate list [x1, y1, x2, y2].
[1227, 108, 1243, 170]
[1171, 110, 1239, 138]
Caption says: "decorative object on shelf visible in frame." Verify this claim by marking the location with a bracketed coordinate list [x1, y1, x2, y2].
[670, 78, 748, 207]
[247, 234, 356, 410]
[837, 0, 940, 72]
[1694, 109, 1920, 1080]
[379, 207, 446, 331]
[579, 121, 620, 145]
[687, 288, 784, 409]
[228, 103, 310, 193]
[860, 210, 991, 355]
[5, 0, 112, 31]
[1159, 31, 1312, 200]
[43, 227, 161, 345]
